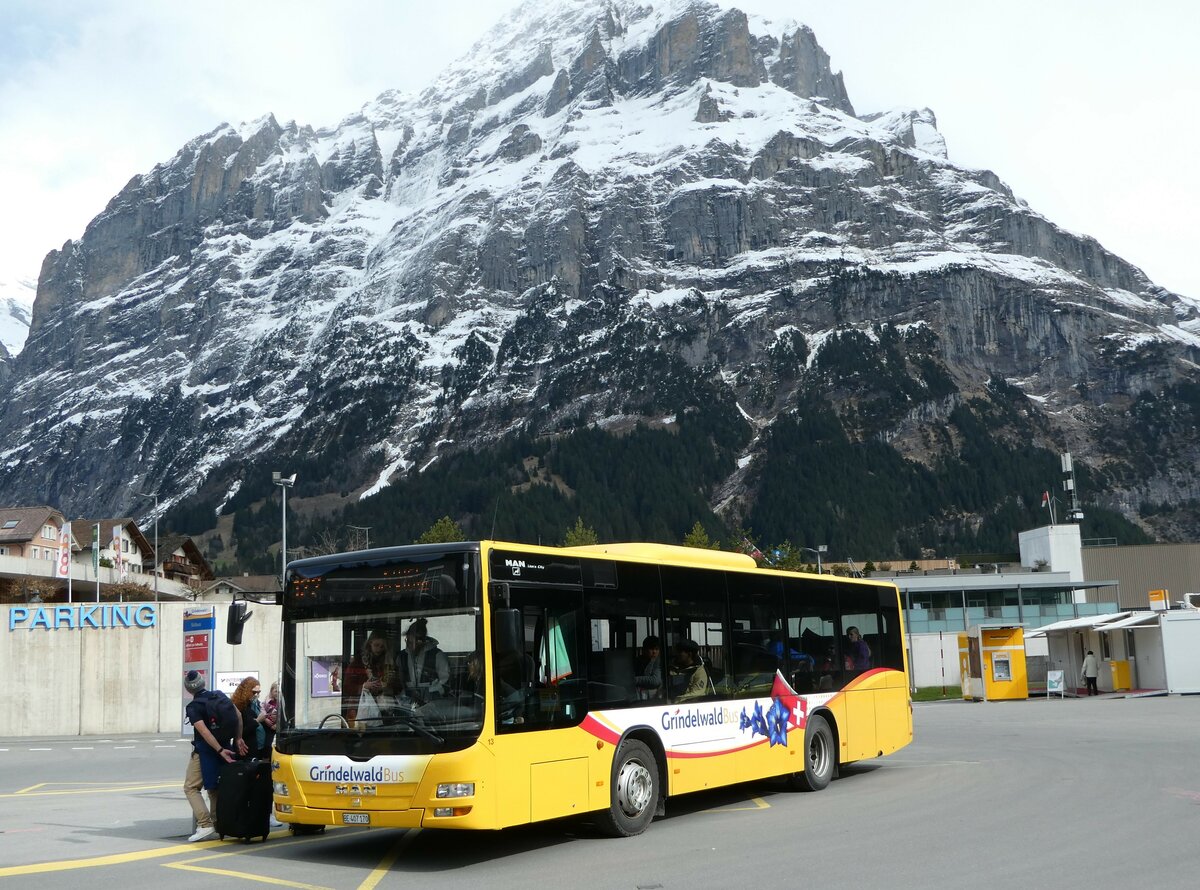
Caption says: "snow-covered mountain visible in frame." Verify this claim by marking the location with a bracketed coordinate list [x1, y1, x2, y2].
[2, 0, 1198, 546]
[0, 277, 34, 355]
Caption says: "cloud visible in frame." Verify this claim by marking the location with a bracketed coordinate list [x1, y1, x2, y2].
[1, 0, 1197, 300]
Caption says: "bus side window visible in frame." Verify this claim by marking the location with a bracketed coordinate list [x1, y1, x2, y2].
[784, 577, 841, 690]
[582, 561, 664, 708]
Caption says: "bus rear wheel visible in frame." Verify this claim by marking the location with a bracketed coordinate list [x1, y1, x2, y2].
[788, 714, 834, 792]
[596, 739, 658, 837]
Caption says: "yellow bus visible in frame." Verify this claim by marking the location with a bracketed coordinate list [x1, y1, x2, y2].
[272, 540, 912, 836]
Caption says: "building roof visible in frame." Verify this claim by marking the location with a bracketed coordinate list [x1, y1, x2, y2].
[203, 575, 282, 599]
[0, 506, 63, 543]
[157, 534, 214, 581]
[73, 518, 154, 559]
[1097, 612, 1160, 631]
[1025, 612, 1133, 637]
[208, 575, 281, 593]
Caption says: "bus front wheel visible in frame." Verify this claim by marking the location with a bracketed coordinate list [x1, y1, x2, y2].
[788, 714, 834, 792]
[288, 823, 325, 835]
[596, 739, 658, 837]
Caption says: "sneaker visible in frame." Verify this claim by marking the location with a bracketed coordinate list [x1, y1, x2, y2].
[188, 826, 217, 842]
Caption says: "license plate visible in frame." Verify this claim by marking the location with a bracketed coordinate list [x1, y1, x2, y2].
[342, 813, 371, 824]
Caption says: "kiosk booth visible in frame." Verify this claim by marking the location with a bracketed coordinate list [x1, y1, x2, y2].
[959, 625, 1028, 701]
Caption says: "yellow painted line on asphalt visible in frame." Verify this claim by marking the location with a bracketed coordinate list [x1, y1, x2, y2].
[165, 856, 332, 889]
[357, 829, 420, 890]
[707, 795, 771, 813]
[0, 829, 323, 879]
[0, 840, 221, 877]
[164, 832, 356, 889]
[3, 782, 178, 798]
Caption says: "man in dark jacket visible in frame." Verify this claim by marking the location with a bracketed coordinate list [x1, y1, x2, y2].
[183, 670, 239, 841]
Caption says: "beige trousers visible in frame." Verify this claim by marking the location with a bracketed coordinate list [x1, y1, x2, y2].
[184, 751, 219, 829]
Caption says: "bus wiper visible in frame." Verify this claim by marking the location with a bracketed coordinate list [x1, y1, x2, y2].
[389, 711, 444, 744]
[350, 712, 444, 744]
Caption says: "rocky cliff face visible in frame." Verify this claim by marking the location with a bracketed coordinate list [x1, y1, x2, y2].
[2, 0, 1198, 547]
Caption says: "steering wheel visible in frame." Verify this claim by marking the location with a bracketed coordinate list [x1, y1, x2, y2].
[319, 713, 350, 729]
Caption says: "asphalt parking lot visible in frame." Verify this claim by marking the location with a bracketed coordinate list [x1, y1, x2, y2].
[2, 695, 1198, 889]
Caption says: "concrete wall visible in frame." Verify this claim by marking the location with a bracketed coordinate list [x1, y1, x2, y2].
[3, 603, 280, 738]
[1019, 524, 1084, 581]
[908, 632, 963, 689]
[1162, 610, 1200, 694]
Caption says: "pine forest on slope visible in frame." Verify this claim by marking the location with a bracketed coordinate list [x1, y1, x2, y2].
[1, 0, 1197, 574]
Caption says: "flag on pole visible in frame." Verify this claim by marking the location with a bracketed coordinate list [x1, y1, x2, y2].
[1041, 491, 1050, 509]
[55, 522, 72, 579]
[112, 525, 125, 578]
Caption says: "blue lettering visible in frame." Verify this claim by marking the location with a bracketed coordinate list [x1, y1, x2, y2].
[9, 603, 161, 632]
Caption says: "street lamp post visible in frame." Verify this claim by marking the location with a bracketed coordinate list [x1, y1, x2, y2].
[272, 472, 296, 589]
[132, 489, 159, 601]
[802, 544, 828, 575]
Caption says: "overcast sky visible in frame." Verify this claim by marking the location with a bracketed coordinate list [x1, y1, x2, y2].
[1, 0, 1196, 306]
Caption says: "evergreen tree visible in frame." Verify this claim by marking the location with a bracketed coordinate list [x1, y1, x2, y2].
[416, 516, 465, 544]
[563, 517, 599, 546]
[682, 521, 719, 550]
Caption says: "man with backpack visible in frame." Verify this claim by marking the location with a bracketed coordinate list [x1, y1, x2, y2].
[183, 670, 246, 841]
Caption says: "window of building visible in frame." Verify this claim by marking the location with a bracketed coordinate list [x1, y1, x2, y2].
[31, 547, 40, 559]
[2, 519, 18, 529]
[43, 524, 57, 539]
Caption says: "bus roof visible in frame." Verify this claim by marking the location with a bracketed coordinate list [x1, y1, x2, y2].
[559, 542, 758, 570]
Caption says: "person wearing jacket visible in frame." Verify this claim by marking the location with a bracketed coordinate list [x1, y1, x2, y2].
[1081, 650, 1099, 695]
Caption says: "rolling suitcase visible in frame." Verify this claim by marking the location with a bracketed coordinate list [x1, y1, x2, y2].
[215, 758, 273, 842]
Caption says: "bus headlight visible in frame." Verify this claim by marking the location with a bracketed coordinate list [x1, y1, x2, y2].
[436, 782, 474, 798]
[273, 782, 290, 796]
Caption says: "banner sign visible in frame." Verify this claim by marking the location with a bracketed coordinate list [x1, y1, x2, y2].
[182, 607, 216, 734]
[55, 522, 71, 579]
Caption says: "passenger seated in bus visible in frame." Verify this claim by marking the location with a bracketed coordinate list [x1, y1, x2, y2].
[846, 626, 872, 671]
[634, 635, 663, 700]
[768, 631, 815, 671]
[460, 651, 484, 697]
[492, 649, 529, 723]
[818, 645, 838, 691]
[669, 639, 709, 702]
[397, 618, 451, 704]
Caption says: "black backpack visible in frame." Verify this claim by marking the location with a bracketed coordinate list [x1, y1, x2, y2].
[200, 690, 240, 747]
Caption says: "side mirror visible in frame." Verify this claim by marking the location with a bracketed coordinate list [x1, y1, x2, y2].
[494, 608, 522, 656]
[227, 600, 252, 645]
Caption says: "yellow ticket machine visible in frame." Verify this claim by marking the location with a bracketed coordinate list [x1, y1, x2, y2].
[959, 625, 1028, 701]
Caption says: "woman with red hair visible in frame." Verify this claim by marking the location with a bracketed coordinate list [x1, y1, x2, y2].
[231, 676, 269, 759]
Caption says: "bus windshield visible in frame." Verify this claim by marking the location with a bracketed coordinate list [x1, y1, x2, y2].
[277, 547, 483, 756]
